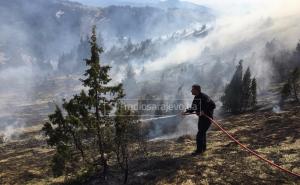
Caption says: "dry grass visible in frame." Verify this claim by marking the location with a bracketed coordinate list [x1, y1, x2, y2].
[0, 126, 63, 185]
[0, 104, 300, 184]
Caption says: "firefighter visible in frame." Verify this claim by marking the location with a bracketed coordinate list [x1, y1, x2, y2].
[182, 84, 215, 155]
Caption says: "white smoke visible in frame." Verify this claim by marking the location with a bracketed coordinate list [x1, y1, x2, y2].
[0, 119, 25, 141]
[141, 0, 300, 90]
[2, 0, 300, 141]
[134, 0, 300, 139]
[55, 10, 65, 18]
[0, 65, 35, 140]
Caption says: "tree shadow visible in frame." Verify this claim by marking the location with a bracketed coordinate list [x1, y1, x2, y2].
[128, 153, 208, 185]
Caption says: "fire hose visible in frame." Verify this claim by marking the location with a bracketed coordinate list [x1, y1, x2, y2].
[184, 112, 300, 178]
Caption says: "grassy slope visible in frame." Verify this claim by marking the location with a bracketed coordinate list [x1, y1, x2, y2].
[0, 104, 300, 185]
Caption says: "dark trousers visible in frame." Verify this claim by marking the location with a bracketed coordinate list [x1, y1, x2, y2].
[196, 116, 211, 152]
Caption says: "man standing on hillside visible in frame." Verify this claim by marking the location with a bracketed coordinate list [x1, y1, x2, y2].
[182, 84, 215, 155]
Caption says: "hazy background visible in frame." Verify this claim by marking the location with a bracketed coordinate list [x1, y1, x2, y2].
[1, 0, 300, 139]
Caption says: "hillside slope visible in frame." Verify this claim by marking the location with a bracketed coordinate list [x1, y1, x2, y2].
[0, 104, 299, 184]
[0, 0, 214, 68]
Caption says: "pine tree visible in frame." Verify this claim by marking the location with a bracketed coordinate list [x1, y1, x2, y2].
[221, 61, 257, 113]
[290, 67, 300, 102]
[42, 106, 80, 177]
[43, 26, 125, 178]
[114, 103, 145, 184]
[221, 60, 243, 113]
[76, 36, 90, 72]
[280, 67, 300, 104]
[81, 25, 125, 177]
[242, 67, 252, 111]
[250, 78, 257, 107]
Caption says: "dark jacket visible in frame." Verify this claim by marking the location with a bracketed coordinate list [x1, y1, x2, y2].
[186, 92, 215, 118]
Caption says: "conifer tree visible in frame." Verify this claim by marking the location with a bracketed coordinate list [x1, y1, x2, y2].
[242, 67, 252, 111]
[250, 77, 257, 107]
[43, 26, 125, 178]
[221, 61, 257, 113]
[221, 60, 243, 113]
[290, 67, 300, 102]
[280, 67, 300, 105]
[114, 103, 145, 184]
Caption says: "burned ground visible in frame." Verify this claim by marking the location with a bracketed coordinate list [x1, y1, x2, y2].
[0, 104, 299, 185]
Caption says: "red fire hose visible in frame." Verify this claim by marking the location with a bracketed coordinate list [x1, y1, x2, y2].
[186, 112, 300, 178]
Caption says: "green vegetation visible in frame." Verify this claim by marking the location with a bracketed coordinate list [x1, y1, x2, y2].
[221, 60, 257, 114]
[281, 67, 300, 103]
[42, 26, 145, 183]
